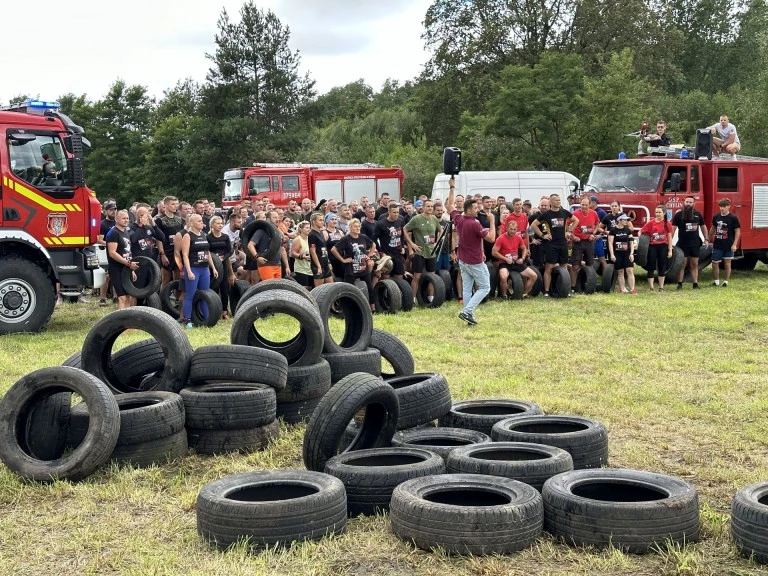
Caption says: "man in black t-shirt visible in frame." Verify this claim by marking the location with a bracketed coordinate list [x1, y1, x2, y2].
[154, 196, 184, 286]
[644, 120, 671, 155]
[528, 197, 549, 268]
[531, 194, 579, 296]
[130, 206, 166, 290]
[477, 196, 496, 262]
[96, 201, 118, 306]
[106, 210, 139, 310]
[374, 194, 391, 221]
[361, 205, 377, 240]
[373, 202, 406, 279]
[709, 198, 741, 287]
[672, 196, 708, 289]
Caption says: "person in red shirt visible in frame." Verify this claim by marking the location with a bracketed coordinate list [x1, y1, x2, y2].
[446, 177, 496, 325]
[569, 197, 600, 292]
[502, 198, 529, 247]
[492, 220, 537, 298]
[640, 205, 674, 291]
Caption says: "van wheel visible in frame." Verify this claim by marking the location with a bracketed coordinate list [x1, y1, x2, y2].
[0, 256, 55, 335]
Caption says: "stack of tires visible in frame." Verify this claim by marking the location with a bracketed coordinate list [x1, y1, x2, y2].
[230, 280, 328, 424]
[181, 345, 287, 454]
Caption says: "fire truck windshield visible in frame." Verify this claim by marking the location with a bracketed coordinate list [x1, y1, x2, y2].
[222, 172, 245, 201]
[9, 132, 70, 189]
[587, 163, 663, 193]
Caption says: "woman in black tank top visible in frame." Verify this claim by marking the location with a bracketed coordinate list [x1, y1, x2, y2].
[181, 214, 219, 327]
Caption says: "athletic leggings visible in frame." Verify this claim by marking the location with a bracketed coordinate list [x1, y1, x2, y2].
[183, 266, 210, 320]
[345, 272, 373, 304]
[217, 279, 230, 314]
[645, 244, 668, 277]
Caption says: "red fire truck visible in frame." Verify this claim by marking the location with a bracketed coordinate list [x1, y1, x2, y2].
[220, 163, 405, 209]
[0, 99, 102, 334]
[584, 150, 768, 269]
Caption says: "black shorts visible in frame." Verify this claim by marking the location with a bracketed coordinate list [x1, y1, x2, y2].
[411, 255, 436, 274]
[570, 240, 595, 266]
[162, 255, 177, 272]
[679, 245, 700, 258]
[614, 252, 632, 270]
[500, 262, 528, 274]
[244, 256, 259, 271]
[294, 272, 314, 287]
[310, 261, 333, 280]
[388, 253, 406, 276]
[107, 265, 128, 297]
[545, 242, 569, 265]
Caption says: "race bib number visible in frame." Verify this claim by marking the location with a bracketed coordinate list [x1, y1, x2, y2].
[424, 234, 435, 245]
[652, 232, 665, 242]
[551, 218, 564, 228]
[581, 226, 590, 234]
[616, 242, 628, 251]
[685, 223, 699, 232]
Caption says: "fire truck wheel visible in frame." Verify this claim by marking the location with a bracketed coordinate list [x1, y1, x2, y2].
[0, 256, 55, 335]
[121, 256, 161, 299]
[241, 220, 281, 262]
[734, 253, 759, 270]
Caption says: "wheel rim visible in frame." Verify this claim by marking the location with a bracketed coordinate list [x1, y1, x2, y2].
[0, 278, 36, 323]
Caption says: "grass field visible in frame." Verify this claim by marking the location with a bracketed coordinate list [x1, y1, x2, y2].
[2, 265, 768, 575]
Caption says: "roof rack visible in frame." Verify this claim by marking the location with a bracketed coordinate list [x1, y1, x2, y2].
[251, 162, 384, 169]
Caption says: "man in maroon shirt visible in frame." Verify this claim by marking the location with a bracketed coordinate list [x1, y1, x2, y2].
[446, 177, 496, 325]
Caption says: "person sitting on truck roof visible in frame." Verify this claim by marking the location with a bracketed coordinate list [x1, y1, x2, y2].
[644, 120, 671, 155]
[709, 115, 741, 156]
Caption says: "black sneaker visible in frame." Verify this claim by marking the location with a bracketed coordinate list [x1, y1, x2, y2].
[677, 282, 683, 290]
[99, 298, 107, 307]
[692, 283, 699, 289]
[722, 281, 728, 287]
[458, 311, 477, 325]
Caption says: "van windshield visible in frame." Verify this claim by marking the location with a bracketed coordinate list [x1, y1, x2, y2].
[587, 164, 663, 193]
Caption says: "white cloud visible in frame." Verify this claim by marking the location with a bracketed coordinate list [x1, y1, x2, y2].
[0, 0, 431, 104]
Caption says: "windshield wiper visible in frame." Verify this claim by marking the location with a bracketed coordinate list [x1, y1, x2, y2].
[620, 185, 635, 193]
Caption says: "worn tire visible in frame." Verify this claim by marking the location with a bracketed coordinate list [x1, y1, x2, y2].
[188, 419, 280, 455]
[505, 271, 525, 300]
[68, 391, 185, 447]
[231, 290, 324, 367]
[121, 256, 162, 299]
[446, 442, 574, 492]
[277, 360, 332, 403]
[312, 282, 373, 353]
[191, 289, 222, 327]
[439, 399, 544, 435]
[369, 328, 414, 379]
[599, 263, 617, 293]
[664, 246, 685, 279]
[492, 415, 609, 470]
[0, 255, 56, 335]
[549, 266, 571, 298]
[159, 280, 181, 317]
[391, 474, 543, 555]
[196, 470, 347, 550]
[392, 427, 491, 461]
[416, 272, 446, 308]
[241, 220, 281, 261]
[0, 367, 120, 481]
[732, 482, 768, 564]
[575, 266, 598, 294]
[189, 344, 288, 390]
[392, 278, 414, 312]
[436, 269, 453, 301]
[24, 391, 71, 461]
[141, 292, 163, 310]
[181, 384, 277, 430]
[209, 256, 224, 292]
[111, 338, 166, 391]
[529, 266, 544, 298]
[235, 278, 317, 316]
[109, 429, 188, 467]
[324, 348, 381, 383]
[636, 234, 650, 268]
[276, 396, 324, 425]
[385, 373, 452, 430]
[372, 279, 402, 314]
[229, 279, 252, 315]
[325, 447, 445, 516]
[543, 468, 700, 553]
[81, 307, 193, 394]
[303, 373, 399, 472]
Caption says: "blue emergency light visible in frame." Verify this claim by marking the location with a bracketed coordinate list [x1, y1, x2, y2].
[26, 99, 60, 110]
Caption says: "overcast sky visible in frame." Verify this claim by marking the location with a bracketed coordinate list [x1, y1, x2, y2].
[0, 0, 432, 105]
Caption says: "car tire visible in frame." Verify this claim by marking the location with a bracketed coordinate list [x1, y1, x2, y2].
[385, 373, 452, 430]
[370, 328, 414, 379]
[372, 279, 402, 314]
[439, 399, 544, 435]
[121, 256, 162, 299]
[392, 278, 414, 312]
[416, 272, 446, 308]
[191, 289, 223, 327]
[159, 280, 181, 317]
[392, 427, 491, 461]
[549, 266, 570, 298]
[324, 348, 381, 384]
[276, 396, 324, 425]
[575, 266, 598, 294]
[276, 360, 332, 403]
[234, 278, 316, 316]
[312, 283, 373, 353]
[732, 482, 768, 564]
[189, 344, 288, 390]
[506, 271, 525, 300]
[228, 279, 252, 316]
[188, 419, 280, 455]
[181, 384, 277, 430]
[436, 269, 453, 300]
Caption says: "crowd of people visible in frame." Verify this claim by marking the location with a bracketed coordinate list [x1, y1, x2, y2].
[86, 178, 742, 328]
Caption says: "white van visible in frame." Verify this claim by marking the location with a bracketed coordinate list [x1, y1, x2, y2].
[431, 171, 580, 206]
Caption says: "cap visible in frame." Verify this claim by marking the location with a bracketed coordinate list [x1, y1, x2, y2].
[414, 200, 424, 207]
[103, 202, 117, 210]
[325, 213, 338, 224]
[618, 214, 630, 221]
[589, 196, 599, 203]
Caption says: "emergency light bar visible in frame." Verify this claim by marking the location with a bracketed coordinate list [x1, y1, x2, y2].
[0, 98, 61, 114]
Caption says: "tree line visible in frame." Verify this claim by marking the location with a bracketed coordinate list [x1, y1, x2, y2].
[8, 0, 768, 208]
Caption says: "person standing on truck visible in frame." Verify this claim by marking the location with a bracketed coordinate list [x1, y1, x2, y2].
[404, 199, 442, 302]
[155, 196, 184, 289]
[640, 206, 674, 291]
[709, 115, 741, 157]
[709, 198, 741, 287]
[531, 194, 579, 297]
[569, 197, 599, 293]
[106, 210, 139, 310]
[672, 196, 708, 290]
[608, 214, 637, 294]
[373, 202, 407, 280]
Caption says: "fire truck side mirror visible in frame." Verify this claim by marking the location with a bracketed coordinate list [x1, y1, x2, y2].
[443, 147, 461, 175]
[66, 157, 85, 188]
[670, 173, 681, 193]
[63, 134, 85, 159]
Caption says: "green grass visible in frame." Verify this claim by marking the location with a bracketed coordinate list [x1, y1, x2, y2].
[3, 265, 768, 575]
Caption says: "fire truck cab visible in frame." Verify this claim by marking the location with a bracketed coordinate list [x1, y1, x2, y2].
[0, 99, 102, 334]
[220, 163, 405, 209]
[585, 152, 768, 268]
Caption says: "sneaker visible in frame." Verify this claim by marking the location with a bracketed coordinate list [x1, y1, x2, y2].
[458, 311, 477, 326]
[544, 292, 550, 297]
[99, 298, 107, 307]
[630, 289, 638, 295]
[77, 295, 90, 304]
[692, 283, 699, 290]
[676, 282, 683, 290]
[659, 287, 665, 292]
[722, 281, 728, 287]
[55, 296, 63, 307]
[712, 281, 720, 286]
[622, 288, 629, 294]
[186, 322, 194, 329]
